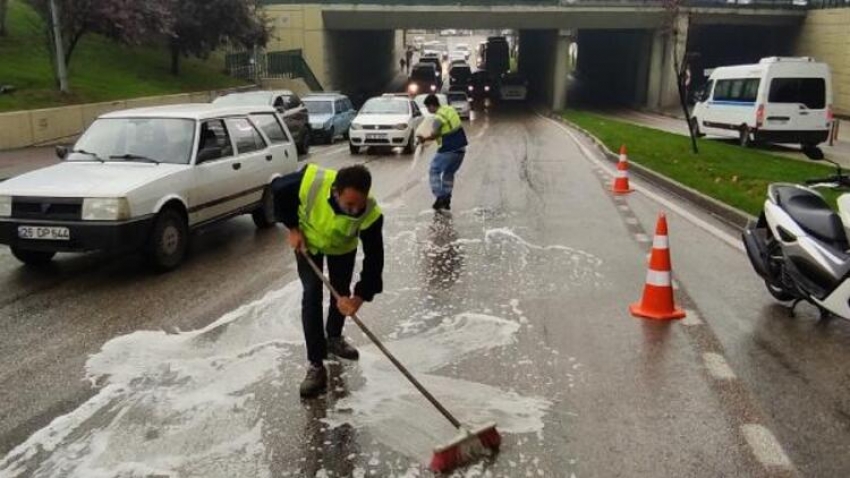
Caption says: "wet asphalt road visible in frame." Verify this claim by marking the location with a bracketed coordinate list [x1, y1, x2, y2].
[1, 105, 849, 477]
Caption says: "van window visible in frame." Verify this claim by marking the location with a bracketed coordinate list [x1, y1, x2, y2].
[769, 78, 826, 109]
[251, 113, 290, 144]
[713, 79, 760, 103]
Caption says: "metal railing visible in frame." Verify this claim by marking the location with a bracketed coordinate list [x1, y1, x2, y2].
[225, 49, 324, 91]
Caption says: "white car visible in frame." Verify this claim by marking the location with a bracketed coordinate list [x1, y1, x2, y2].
[447, 91, 471, 120]
[349, 96, 424, 155]
[449, 51, 467, 63]
[499, 73, 529, 101]
[0, 104, 297, 270]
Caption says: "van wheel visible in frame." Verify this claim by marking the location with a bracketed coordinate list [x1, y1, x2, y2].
[252, 187, 276, 229]
[11, 247, 55, 266]
[146, 207, 189, 272]
[689, 118, 704, 138]
[738, 126, 752, 148]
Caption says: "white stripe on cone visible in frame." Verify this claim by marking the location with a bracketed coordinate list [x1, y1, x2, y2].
[645, 269, 672, 287]
[619, 154, 627, 162]
[616, 170, 629, 179]
[653, 236, 669, 249]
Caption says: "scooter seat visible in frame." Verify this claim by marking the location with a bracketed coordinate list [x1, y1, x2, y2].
[777, 186, 848, 246]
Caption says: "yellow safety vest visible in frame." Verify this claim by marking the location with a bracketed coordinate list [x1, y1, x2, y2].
[435, 105, 462, 146]
[298, 164, 382, 255]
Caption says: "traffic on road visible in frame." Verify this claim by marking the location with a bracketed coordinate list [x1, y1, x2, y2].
[0, 27, 849, 478]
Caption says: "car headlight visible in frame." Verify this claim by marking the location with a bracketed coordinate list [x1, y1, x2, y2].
[430, 85, 437, 92]
[485, 85, 491, 92]
[408, 84, 419, 94]
[82, 198, 131, 221]
[351, 123, 362, 131]
[435, 72, 440, 78]
[0, 196, 11, 218]
[395, 123, 409, 130]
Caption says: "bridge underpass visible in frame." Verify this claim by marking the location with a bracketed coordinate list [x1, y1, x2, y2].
[261, 1, 806, 111]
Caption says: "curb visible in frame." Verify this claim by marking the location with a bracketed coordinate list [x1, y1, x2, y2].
[551, 113, 754, 230]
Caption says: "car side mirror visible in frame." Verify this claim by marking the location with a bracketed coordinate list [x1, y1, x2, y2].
[196, 146, 222, 164]
[55, 145, 69, 160]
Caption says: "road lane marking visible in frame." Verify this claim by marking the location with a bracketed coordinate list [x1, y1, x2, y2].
[681, 308, 704, 326]
[741, 424, 793, 469]
[540, 114, 746, 254]
[703, 352, 737, 380]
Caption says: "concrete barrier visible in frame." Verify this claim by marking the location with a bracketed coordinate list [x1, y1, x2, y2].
[30, 106, 84, 146]
[0, 111, 34, 150]
[0, 86, 255, 150]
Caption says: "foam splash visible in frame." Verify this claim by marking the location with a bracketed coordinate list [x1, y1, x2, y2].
[1, 286, 549, 477]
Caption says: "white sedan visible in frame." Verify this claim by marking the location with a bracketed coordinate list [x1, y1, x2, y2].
[348, 96, 424, 155]
[447, 91, 471, 120]
[0, 104, 297, 270]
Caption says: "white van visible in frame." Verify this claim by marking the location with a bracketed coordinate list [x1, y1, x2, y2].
[691, 57, 833, 148]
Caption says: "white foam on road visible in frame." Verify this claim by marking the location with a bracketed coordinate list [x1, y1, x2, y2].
[1, 284, 550, 477]
[325, 313, 550, 462]
[702, 352, 737, 381]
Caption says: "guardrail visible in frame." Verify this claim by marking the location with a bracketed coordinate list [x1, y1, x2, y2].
[226, 49, 323, 92]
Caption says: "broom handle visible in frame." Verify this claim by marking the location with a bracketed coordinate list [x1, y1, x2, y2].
[299, 251, 463, 429]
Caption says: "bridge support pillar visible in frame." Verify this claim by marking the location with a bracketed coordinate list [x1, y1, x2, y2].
[646, 13, 689, 112]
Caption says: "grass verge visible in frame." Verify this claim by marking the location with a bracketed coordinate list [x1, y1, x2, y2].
[0, 0, 247, 113]
[562, 110, 839, 216]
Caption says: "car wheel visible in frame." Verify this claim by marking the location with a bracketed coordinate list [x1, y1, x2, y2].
[298, 131, 311, 155]
[738, 125, 752, 148]
[325, 127, 335, 145]
[146, 207, 189, 273]
[11, 247, 55, 266]
[252, 186, 276, 229]
[350, 142, 361, 155]
[403, 132, 415, 155]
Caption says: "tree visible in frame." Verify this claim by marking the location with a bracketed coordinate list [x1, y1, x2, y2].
[0, 0, 8, 36]
[26, 0, 173, 89]
[168, 0, 270, 76]
[662, 0, 699, 154]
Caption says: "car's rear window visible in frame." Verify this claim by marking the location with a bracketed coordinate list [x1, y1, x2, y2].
[769, 78, 826, 109]
[447, 93, 467, 103]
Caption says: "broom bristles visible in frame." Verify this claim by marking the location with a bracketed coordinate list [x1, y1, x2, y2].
[429, 424, 501, 473]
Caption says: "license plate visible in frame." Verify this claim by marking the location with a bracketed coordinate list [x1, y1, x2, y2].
[18, 226, 70, 241]
[366, 134, 386, 140]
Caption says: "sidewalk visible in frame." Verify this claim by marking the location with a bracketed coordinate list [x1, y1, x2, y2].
[599, 108, 850, 168]
[0, 146, 59, 182]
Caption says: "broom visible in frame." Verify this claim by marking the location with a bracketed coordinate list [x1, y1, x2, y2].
[299, 251, 502, 473]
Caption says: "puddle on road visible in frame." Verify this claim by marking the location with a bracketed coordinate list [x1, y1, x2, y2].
[1, 209, 601, 478]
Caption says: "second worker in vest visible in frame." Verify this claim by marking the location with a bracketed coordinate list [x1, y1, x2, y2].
[416, 94, 469, 211]
[273, 164, 384, 398]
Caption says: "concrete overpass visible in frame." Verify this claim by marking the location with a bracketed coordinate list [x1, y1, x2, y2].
[260, 1, 808, 110]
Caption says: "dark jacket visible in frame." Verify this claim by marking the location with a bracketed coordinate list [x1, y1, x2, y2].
[272, 168, 384, 301]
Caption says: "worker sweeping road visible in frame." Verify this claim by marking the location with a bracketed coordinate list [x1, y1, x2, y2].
[272, 164, 384, 398]
[416, 94, 469, 211]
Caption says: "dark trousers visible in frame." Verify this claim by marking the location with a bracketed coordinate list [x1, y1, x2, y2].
[296, 250, 356, 365]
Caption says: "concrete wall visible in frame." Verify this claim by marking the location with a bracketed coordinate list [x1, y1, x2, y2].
[795, 7, 850, 117]
[0, 88, 251, 151]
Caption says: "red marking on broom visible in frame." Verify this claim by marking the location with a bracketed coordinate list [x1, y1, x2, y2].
[429, 423, 502, 473]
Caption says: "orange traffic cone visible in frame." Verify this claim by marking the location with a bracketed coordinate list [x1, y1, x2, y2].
[630, 213, 686, 321]
[612, 145, 634, 195]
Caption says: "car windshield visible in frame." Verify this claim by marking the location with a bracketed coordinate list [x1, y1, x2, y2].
[304, 100, 334, 115]
[447, 93, 467, 103]
[451, 67, 472, 79]
[212, 92, 273, 106]
[69, 118, 195, 165]
[360, 98, 409, 115]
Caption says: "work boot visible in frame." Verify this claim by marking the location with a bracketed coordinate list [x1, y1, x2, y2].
[432, 196, 449, 211]
[443, 195, 452, 211]
[327, 336, 359, 361]
[299, 363, 327, 398]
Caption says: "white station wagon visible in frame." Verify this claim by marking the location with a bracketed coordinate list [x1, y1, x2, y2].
[0, 104, 297, 271]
